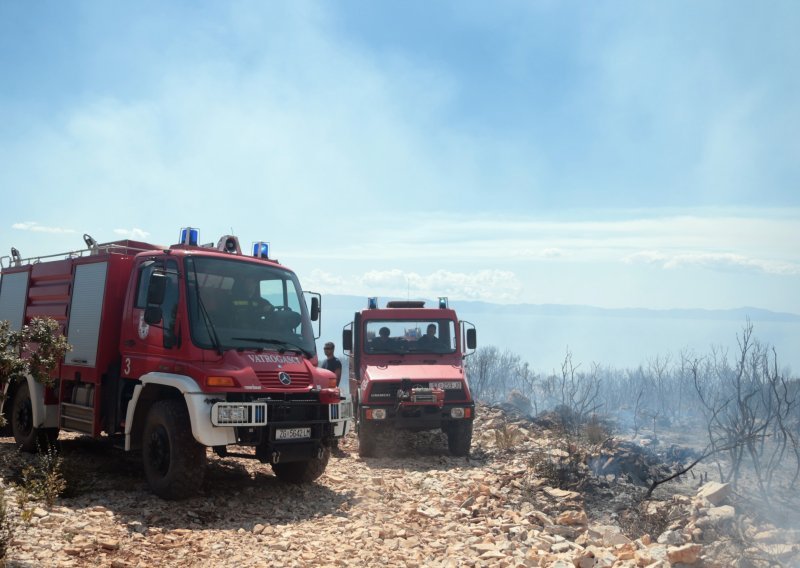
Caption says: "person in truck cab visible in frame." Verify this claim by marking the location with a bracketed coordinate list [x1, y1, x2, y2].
[370, 326, 392, 351]
[416, 323, 439, 349]
[231, 276, 273, 326]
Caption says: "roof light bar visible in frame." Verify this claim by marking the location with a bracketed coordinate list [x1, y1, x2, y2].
[368, 297, 378, 309]
[252, 241, 270, 259]
[439, 297, 448, 309]
[179, 227, 199, 246]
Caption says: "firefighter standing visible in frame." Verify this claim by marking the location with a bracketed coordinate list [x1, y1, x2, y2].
[320, 341, 345, 455]
[320, 341, 342, 386]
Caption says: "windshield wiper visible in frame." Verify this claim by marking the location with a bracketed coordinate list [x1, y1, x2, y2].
[231, 337, 311, 357]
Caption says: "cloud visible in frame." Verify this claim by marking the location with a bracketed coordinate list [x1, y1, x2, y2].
[623, 251, 800, 276]
[285, 212, 799, 273]
[303, 269, 349, 293]
[12, 222, 76, 234]
[541, 248, 564, 258]
[113, 228, 150, 239]
[359, 268, 523, 302]
[303, 268, 523, 302]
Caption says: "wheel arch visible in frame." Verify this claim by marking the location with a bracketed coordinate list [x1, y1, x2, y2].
[124, 372, 236, 451]
[1, 375, 53, 432]
[127, 382, 183, 451]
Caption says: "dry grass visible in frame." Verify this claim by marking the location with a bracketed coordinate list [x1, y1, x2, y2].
[494, 424, 523, 450]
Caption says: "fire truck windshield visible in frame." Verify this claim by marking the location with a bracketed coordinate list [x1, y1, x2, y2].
[364, 319, 457, 354]
[185, 257, 315, 355]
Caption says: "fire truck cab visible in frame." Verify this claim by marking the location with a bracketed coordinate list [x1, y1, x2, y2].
[0, 229, 352, 499]
[342, 297, 476, 457]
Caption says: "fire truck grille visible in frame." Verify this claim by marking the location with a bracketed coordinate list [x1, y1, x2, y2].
[368, 382, 467, 403]
[255, 371, 312, 390]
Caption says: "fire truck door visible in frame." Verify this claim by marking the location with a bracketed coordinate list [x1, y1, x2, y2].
[124, 259, 180, 376]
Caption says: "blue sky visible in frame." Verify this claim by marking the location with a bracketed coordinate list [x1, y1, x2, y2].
[2, 1, 799, 313]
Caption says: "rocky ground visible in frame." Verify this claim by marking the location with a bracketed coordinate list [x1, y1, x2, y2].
[1, 404, 799, 567]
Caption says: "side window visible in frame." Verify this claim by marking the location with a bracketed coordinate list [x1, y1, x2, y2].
[135, 262, 156, 308]
[260, 279, 290, 309]
[284, 281, 301, 313]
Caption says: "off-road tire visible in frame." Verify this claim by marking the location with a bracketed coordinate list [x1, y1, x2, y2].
[358, 419, 377, 458]
[142, 399, 206, 500]
[11, 381, 59, 452]
[272, 447, 330, 483]
[447, 421, 473, 457]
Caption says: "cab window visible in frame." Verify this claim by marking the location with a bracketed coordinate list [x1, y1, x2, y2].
[135, 262, 157, 308]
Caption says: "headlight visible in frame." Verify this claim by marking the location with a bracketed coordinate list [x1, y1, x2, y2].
[212, 402, 268, 426]
[368, 408, 387, 420]
[218, 405, 247, 423]
[450, 407, 465, 419]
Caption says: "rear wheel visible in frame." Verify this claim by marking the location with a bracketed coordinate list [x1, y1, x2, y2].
[358, 419, 377, 458]
[447, 421, 473, 457]
[11, 381, 58, 452]
[272, 447, 330, 483]
[142, 399, 206, 500]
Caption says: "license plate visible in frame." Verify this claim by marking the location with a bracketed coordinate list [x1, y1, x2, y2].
[429, 381, 461, 390]
[275, 427, 311, 440]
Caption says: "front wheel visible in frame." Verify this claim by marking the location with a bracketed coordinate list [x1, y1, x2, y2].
[447, 421, 473, 457]
[142, 399, 206, 500]
[11, 381, 58, 452]
[272, 447, 330, 483]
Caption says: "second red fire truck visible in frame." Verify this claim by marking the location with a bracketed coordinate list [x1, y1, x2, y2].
[343, 298, 476, 457]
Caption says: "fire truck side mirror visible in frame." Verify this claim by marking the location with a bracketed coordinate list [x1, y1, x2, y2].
[466, 328, 477, 350]
[144, 306, 163, 325]
[147, 272, 167, 305]
[310, 297, 320, 321]
[342, 329, 353, 351]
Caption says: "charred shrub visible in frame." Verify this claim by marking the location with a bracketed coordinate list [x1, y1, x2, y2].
[618, 502, 673, 541]
[583, 414, 614, 445]
[553, 404, 579, 431]
[528, 443, 590, 490]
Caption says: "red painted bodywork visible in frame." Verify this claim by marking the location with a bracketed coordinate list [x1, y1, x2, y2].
[1, 239, 336, 437]
[347, 306, 474, 418]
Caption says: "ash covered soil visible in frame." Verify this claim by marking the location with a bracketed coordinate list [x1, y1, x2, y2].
[2, 404, 799, 568]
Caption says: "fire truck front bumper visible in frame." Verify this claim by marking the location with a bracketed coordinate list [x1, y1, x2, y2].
[181, 394, 352, 450]
[359, 402, 475, 431]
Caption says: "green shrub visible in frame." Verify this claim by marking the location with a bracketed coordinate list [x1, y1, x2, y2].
[20, 444, 66, 509]
[0, 493, 12, 563]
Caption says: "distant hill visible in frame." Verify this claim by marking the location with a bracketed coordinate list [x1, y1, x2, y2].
[317, 295, 800, 374]
[454, 301, 800, 322]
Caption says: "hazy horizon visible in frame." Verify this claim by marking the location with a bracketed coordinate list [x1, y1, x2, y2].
[316, 294, 800, 377]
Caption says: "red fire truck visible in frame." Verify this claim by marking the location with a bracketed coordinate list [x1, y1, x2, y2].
[342, 298, 476, 457]
[0, 229, 351, 499]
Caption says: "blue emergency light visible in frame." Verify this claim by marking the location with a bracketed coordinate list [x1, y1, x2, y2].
[180, 227, 199, 246]
[368, 297, 378, 309]
[252, 242, 270, 259]
[439, 297, 449, 309]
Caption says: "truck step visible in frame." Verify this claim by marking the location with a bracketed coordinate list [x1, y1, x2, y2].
[60, 402, 95, 434]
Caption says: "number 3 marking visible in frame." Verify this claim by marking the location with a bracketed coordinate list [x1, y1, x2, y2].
[124, 358, 131, 376]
